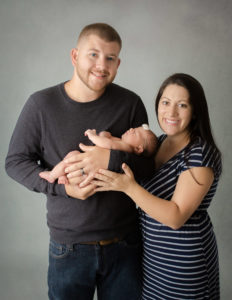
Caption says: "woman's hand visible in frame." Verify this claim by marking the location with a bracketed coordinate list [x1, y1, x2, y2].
[64, 144, 110, 187]
[93, 163, 136, 194]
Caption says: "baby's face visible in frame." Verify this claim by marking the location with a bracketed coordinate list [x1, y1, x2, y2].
[121, 126, 146, 148]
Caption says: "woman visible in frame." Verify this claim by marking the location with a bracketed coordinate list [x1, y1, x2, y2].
[93, 73, 222, 300]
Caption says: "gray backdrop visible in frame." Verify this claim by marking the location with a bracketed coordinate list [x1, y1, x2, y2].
[1, 0, 231, 299]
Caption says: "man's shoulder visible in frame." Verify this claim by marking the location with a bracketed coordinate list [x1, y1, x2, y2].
[22, 82, 65, 113]
[26, 82, 65, 109]
[31, 82, 63, 99]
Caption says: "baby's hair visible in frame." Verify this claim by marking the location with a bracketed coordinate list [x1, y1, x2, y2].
[143, 130, 157, 157]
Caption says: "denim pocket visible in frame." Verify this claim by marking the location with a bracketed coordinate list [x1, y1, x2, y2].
[49, 240, 70, 259]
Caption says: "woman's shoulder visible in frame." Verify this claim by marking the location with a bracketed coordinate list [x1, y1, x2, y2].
[183, 137, 222, 177]
[187, 137, 217, 158]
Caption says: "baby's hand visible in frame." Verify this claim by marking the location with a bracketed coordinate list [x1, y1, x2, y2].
[85, 129, 97, 137]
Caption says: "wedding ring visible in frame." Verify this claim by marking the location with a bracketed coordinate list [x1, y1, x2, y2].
[81, 168, 85, 176]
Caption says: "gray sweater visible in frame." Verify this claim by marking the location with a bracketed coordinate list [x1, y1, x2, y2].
[5, 82, 154, 243]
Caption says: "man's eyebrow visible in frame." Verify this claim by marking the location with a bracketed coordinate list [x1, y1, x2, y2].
[107, 52, 118, 56]
[88, 48, 118, 57]
[88, 48, 99, 52]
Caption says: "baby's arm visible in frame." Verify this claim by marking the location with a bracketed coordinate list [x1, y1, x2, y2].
[85, 129, 117, 149]
[99, 131, 112, 138]
[85, 129, 133, 152]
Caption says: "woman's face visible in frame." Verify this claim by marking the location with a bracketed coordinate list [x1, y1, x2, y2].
[158, 84, 193, 138]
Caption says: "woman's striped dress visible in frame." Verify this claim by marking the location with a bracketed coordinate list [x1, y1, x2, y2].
[140, 135, 222, 300]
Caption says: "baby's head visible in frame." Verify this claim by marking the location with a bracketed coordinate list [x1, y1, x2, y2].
[122, 124, 157, 157]
[140, 124, 158, 157]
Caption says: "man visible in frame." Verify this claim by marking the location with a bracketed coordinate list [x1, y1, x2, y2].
[5, 23, 154, 300]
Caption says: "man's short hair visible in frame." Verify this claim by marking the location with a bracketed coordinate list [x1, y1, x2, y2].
[78, 23, 122, 49]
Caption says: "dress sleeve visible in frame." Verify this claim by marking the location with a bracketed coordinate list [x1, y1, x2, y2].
[180, 140, 222, 179]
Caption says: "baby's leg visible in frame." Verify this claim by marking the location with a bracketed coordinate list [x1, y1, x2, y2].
[39, 171, 56, 183]
[58, 175, 69, 185]
[57, 150, 80, 184]
[39, 150, 80, 183]
[39, 160, 66, 183]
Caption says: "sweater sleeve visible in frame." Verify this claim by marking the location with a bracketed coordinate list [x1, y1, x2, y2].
[108, 150, 155, 180]
[5, 96, 67, 197]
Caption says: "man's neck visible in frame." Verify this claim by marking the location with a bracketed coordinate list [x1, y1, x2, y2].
[64, 78, 105, 103]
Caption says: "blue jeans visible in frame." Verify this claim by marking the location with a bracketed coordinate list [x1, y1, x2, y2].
[48, 232, 142, 300]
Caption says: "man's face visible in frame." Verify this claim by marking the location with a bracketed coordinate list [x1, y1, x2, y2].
[73, 34, 121, 96]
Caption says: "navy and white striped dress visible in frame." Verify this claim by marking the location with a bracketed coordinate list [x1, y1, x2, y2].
[140, 135, 222, 300]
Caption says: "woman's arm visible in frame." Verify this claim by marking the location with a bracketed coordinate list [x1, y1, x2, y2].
[93, 163, 214, 229]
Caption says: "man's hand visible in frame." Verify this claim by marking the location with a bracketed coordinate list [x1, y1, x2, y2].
[64, 144, 110, 187]
[65, 183, 96, 200]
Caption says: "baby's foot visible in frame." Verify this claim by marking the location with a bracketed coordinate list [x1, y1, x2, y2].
[58, 175, 68, 185]
[39, 171, 55, 183]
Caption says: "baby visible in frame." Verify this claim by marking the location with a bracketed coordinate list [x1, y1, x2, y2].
[39, 124, 157, 184]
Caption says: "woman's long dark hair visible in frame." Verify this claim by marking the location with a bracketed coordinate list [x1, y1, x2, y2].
[155, 73, 221, 158]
